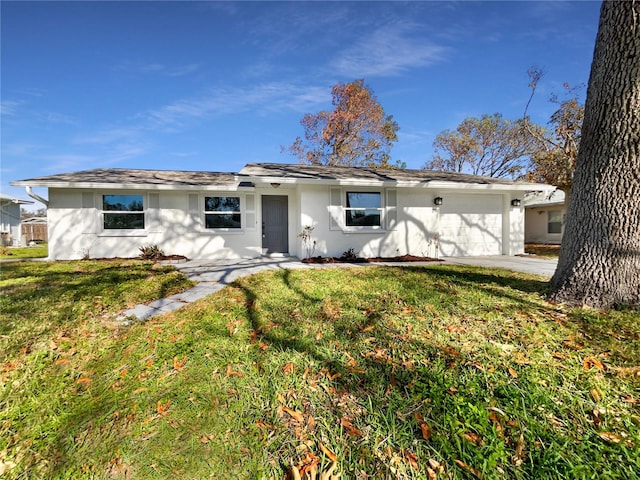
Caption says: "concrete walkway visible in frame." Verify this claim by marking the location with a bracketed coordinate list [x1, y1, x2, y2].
[116, 254, 557, 322]
[116, 257, 319, 322]
[442, 255, 558, 278]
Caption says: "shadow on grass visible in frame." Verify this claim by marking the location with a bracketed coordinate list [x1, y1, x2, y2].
[0, 261, 188, 358]
[235, 264, 550, 393]
[26, 264, 638, 478]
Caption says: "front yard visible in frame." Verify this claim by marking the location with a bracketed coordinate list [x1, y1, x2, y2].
[1, 260, 638, 479]
[0, 243, 48, 260]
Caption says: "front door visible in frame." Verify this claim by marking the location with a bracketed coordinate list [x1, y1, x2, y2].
[262, 195, 288, 254]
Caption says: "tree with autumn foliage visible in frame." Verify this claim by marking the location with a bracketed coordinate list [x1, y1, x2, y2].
[523, 68, 584, 195]
[285, 79, 399, 167]
[425, 113, 540, 179]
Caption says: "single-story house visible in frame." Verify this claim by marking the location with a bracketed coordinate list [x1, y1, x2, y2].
[12, 163, 551, 261]
[0, 193, 34, 246]
[524, 189, 566, 244]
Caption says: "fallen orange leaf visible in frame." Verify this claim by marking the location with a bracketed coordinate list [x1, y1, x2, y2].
[404, 449, 419, 469]
[76, 377, 91, 385]
[282, 406, 304, 423]
[173, 356, 187, 371]
[226, 365, 243, 377]
[455, 459, 482, 478]
[255, 419, 274, 430]
[508, 367, 518, 378]
[340, 417, 363, 437]
[420, 422, 432, 440]
[414, 412, 432, 440]
[318, 442, 338, 462]
[283, 363, 294, 374]
[156, 399, 171, 415]
[462, 432, 483, 446]
[583, 357, 604, 370]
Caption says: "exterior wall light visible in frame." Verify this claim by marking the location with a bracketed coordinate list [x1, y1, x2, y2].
[511, 199, 522, 207]
[433, 197, 443, 206]
[270, 183, 281, 188]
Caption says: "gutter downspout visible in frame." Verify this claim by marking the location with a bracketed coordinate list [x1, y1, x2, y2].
[25, 186, 49, 207]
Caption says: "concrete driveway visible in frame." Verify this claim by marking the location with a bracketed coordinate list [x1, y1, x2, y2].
[442, 255, 558, 278]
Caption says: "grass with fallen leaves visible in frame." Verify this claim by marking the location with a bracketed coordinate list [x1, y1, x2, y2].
[524, 244, 561, 258]
[1, 262, 638, 479]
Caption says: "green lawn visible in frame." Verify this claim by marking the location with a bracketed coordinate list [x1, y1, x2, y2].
[1, 261, 638, 479]
[0, 243, 48, 260]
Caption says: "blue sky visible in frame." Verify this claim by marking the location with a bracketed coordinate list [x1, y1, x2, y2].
[2, 1, 601, 209]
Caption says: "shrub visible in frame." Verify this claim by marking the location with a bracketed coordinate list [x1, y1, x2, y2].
[340, 248, 358, 260]
[139, 244, 165, 260]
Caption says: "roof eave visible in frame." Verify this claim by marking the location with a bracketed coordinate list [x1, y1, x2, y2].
[11, 180, 243, 191]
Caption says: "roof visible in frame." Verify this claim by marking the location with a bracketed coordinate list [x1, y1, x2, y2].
[12, 168, 240, 189]
[241, 163, 528, 185]
[0, 193, 34, 205]
[524, 189, 565, 207]
[12, 163, 549, 191]
[22, 217, 47, 224]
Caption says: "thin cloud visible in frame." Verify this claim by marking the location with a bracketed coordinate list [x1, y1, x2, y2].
[0, 100, 23, 116]
[72, 127, 144, 145]
[142, 82, 329, 130]
[331, 22, 448, 78]
[113, 61, 202, 77]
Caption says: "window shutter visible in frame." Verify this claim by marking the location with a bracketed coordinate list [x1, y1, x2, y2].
[245, 193, 256, 230]
[82, 192, 96, 234]
[329, 187, 342, 230]
[386, 189, 397, 230]
[148, 193, 160, 232]
[188, 193, 200, 228]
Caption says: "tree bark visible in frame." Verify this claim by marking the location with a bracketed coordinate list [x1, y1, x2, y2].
[548, 1, 640, 308]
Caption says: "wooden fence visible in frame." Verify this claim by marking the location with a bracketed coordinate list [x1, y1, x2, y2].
[21, 222, 48, 243]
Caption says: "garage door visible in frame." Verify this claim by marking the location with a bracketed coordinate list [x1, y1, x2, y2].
[439, 194, 503, 256]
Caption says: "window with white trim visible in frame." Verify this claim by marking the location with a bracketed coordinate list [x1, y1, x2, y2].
[548, 210, 563, 234]
[345, 192, 382, 227]
[205, 196, 241, 229]
[102, 194, 145, 230]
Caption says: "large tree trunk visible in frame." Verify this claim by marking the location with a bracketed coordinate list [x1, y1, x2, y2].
[548, 1, 640, 308]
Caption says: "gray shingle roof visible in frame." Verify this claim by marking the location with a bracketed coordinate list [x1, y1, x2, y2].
[12, 168, 239, 186]
[13, 163, 543, 188]
[241, 163, 527, 185]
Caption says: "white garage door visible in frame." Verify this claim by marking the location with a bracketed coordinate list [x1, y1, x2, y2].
[439, 194, 503, 256]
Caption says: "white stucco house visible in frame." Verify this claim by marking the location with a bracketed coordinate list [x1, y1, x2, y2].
[524, 190, 566, 244]
[12, 163, 551, 261]
[0, 193, 34, 246]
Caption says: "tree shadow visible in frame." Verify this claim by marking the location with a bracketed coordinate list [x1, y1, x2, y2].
[231, 265, 549, 396]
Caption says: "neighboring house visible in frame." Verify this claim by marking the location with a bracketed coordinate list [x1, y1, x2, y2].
[0, 193, 34, 246]
[11, 163, 550, 260]
[524, 190, 566, 244]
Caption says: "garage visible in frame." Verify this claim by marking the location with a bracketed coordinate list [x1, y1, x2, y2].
[438, 193, 504, 256]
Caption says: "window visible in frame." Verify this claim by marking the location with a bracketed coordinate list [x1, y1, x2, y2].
[345, 192, 382, 227]
[548, 210, 563, 234]
[103, 195, 145, 229]
[205, 196, 241, 229]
